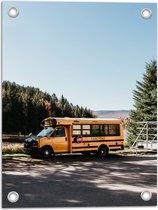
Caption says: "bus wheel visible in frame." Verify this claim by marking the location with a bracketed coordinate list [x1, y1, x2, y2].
[41, 146, 53, 158]
[97, 145, 109, 157]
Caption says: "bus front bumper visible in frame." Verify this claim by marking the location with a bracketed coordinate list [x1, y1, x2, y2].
[24, 146, 42, 156]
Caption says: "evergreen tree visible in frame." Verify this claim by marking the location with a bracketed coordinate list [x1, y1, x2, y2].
[126, 60, 157, 145]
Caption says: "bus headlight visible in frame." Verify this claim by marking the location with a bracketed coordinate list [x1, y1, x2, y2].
[32, 140, 38, 146]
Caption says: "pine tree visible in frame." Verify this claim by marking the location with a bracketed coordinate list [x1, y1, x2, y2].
[126, 60, 157, 145]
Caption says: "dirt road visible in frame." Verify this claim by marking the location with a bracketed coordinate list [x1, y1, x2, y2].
[2, 153, 157, 207]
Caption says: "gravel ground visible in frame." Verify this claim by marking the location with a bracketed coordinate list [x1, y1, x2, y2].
[2, 153, 157, 207]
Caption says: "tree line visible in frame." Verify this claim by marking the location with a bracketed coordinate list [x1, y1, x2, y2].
[2, 81, 95, 134]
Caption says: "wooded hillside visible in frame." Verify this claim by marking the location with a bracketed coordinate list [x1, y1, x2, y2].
[2, 81, 94, 134]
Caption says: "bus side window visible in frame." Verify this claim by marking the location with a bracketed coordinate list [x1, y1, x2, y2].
[100, 125, 109, 136]
[52, 128, 65, 137]
[91, 125, 100, 136]
[109, 125, 120, 136]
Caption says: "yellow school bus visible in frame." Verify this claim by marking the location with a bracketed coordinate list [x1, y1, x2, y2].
[24, 117, 124, 158]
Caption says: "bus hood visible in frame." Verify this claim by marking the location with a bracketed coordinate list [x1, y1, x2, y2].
[25, 135, 40, 143]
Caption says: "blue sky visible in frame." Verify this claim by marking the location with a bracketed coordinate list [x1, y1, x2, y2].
[2, 1, 157, 110]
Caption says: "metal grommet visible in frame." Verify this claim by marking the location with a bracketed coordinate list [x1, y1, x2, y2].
[7, 191, 19, 203]
[141, 190, 152, 201]
[8, 7, 19, 18]
[141, 8, 152, 19]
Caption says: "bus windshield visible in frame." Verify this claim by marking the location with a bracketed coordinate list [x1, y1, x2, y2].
[37, 127, 54, 137]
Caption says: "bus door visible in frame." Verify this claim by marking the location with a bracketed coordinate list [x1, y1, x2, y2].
[50, 126, 69, 153]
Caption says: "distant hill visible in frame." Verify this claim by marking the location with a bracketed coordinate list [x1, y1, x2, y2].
[94, 110, 130, 119]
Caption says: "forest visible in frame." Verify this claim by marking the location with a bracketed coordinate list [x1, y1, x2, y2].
[2, 81, 95, 134]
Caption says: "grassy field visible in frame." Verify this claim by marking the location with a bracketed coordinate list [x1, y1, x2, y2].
[2, 143, 24, 154]
[2, 134, 25, 154]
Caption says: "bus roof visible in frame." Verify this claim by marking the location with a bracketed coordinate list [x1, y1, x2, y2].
[55, 117, 121, 121]
[42, 117, 123, 126]
[44, 117, 122, 121]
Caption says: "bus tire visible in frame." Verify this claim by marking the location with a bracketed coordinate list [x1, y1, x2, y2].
[97, 145, 109, 157]
[41, 146, 53, 158]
